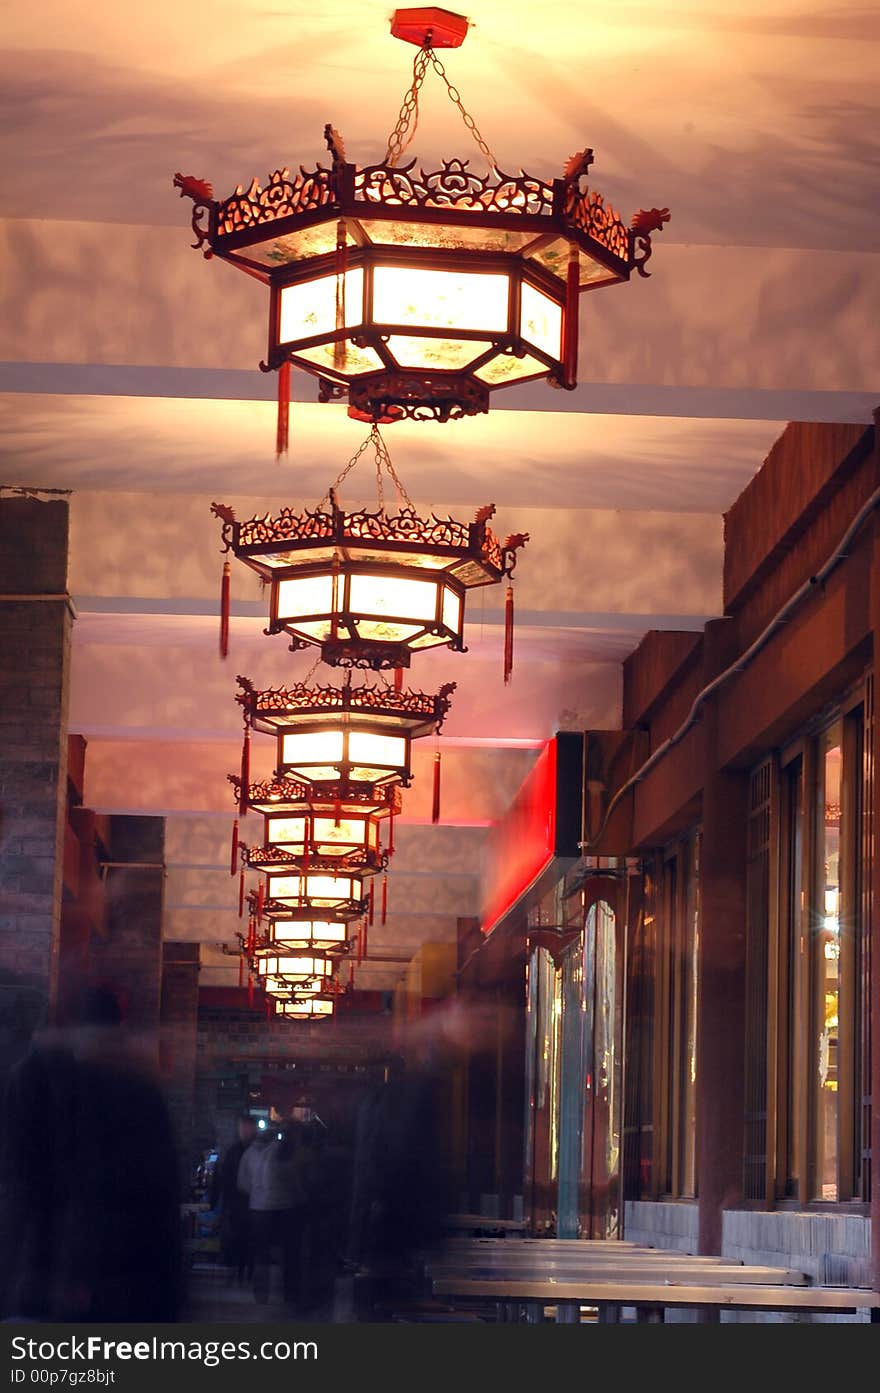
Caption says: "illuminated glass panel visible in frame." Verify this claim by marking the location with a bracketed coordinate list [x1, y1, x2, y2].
[520, 283, 562, 358]
[279, 268, 364, 342]
[385, 336, 494, 370]
[348, 731, 406, 770]
[475, 352, 551, 385]
[281, 730, 343, 768]
[441, 586, 462, 636]
[348, 574, 439, 624]
[276, 575, 334, 622]
[266, 817, 308, 846]
[372, 267, 509, 333]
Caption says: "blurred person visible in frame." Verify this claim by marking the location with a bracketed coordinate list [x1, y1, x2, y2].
[212, 1112, 257, 1283]
[347, 1040, 456, 1320]
[0, 984, 182, 1322]
[237, 1108, 310, 1310]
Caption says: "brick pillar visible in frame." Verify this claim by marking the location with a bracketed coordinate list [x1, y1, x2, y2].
[871, 441, 880, 1292]
[161, 941, 201, 1188]
[0, 496, 73, 1078]
[695, 620, 749, 1253]
[88, 815, 165, 1063]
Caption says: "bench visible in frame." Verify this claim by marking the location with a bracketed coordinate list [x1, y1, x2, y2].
[430, 1275, 880, 1323]
[443, 1214, 530, 1235]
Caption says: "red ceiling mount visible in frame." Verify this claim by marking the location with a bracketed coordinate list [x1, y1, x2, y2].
[390, 7, 469, 48]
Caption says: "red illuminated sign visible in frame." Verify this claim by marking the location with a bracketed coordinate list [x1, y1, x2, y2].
[480, 733, 582, 935]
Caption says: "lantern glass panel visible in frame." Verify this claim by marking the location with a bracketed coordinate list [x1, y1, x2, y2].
[348, 573, 439, 625]
[256, 954, 332, 981]
[311, 816, 368, 849]
[279, 268, 364, 343]
[372, 267, 509, 334]
[276, 574, 334, 623]
[348, 730, 406, 771]
[281, 730, 343, 768]
[269, 873, 363, 905]
[475, 351, 550, 385]
[520, 283, 562, 358]
[294, 341, 385, 375]
[267, 817, 308, 846]
[441, 585, 462, 636]
[271, 919, 349, 949]
[359, 220, 535, 254]
[385, 336, 494, 371]
[281, 998, 334, 1018]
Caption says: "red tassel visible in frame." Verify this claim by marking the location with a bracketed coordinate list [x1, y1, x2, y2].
[238, 869, 245, 917]
[381, 873, 388, 925]
[239, 726, 250, 816]
[388, 805, 395, 857]
[220, 560, 231, 659]
[363, 915, 368, 960]
[503, 584, 514, 686]
[248, 973, 254, 1009]
[349, 958, 355, 988]
[563, 244, 580, 388]
[238, 954, 244, 988]
[368, 882, 375, 926]
[431, 750, 441, 824]
[276, 361, 291, 459]
[266, 994, 273, 1020]
[393, 667, 404, 691]
[256, 880, 265, 924]
[247, 914, 256, 953]
[230, 818, 239, 877]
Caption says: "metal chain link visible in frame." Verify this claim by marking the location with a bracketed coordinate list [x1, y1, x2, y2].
[316, 432, 375, 510]
[383, 40, 498, 170]
[426, 48, 498, 169]
[384, 47, 430, 167]
[317, 426, 414, 514]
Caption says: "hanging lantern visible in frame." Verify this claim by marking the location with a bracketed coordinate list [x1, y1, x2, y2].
[277, 996, 336, 1021]
[212, 434, 527, 670]
[230, 774, 400, 859]
[174, 10, 669, 430]
[262, 866, 370, 918]
[245, 888, 353, 955]
[261, 913, 351, 955]
[255, 951, 338, 987]
[236, 674, 454, 789]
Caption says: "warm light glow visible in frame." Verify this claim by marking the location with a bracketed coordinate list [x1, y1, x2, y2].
[349, 573, 438, 623]
[348, 730, 406, 770]
[277, 574, 334, 622]
[266, 816, 308, 846]
[372, 266, 509, 333]
[282, 730, 343, 768]
[255, 954, 334, 982]
[520, 283, 562, 358]
[442, 585, 461, 634]
[268, 873, 363, 905]
[386, 336, 493, 370]
[278, 269, 364, 342]
[270, 919, 349, 950]
[279, 998, 334, 1018]
[266, 814, 371, 853]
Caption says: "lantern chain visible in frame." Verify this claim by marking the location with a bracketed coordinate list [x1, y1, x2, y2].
[318, 426, 414, 515]
[384, 40, 498, 171]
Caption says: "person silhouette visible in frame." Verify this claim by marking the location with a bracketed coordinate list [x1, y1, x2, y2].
[0, 984, 182, 1322]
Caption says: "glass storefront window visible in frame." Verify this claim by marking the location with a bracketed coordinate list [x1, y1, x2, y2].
[813, 723, 842, 1200]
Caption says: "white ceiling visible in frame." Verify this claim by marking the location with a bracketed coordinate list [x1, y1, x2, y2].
[2, 0, 878, 992]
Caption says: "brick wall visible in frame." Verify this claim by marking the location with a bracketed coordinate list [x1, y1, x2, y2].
[0, 496, 72, 1080]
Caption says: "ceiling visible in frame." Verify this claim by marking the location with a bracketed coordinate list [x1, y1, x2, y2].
[2, 0, 877, 995]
